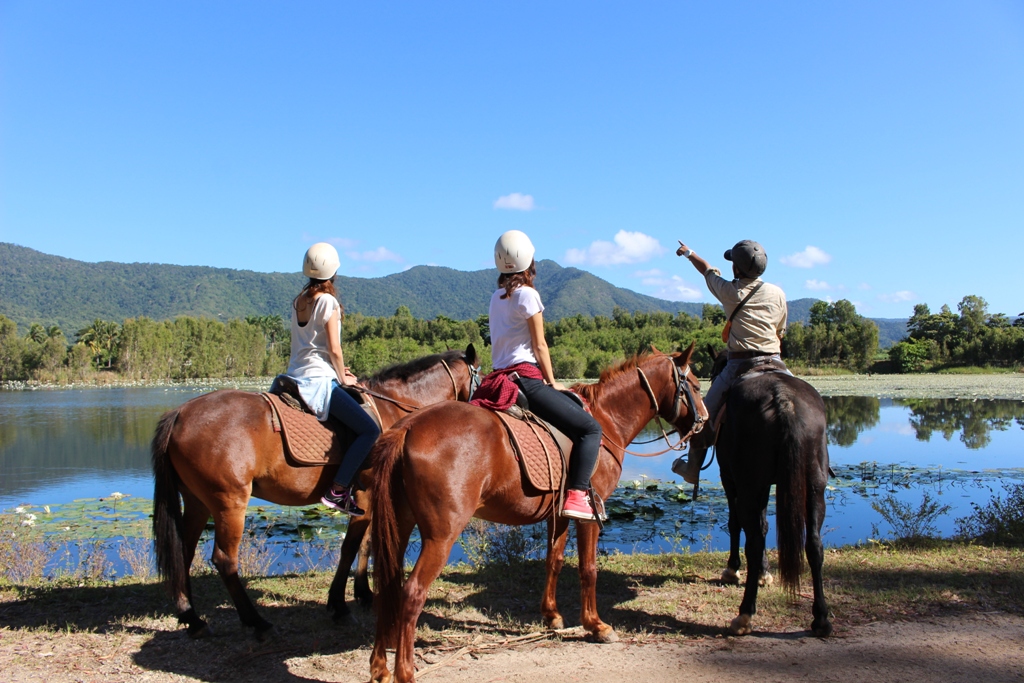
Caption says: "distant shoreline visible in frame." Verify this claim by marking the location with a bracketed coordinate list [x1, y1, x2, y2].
[3, 373, 1023, 400]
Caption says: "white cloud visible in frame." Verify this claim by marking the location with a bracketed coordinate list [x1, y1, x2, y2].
[805, 279, 832, 291]
[327, 237, 359, 249]
[858, 283, 872, 291]
[633, 268, 663, 279]
[780, 245, 832, 269]
[878, 290, 916, 303]
[346, 246, 403, 263]
[565, 230, 665, 266]
[635, 272, 703, 301]
[493, 193, 535, 211]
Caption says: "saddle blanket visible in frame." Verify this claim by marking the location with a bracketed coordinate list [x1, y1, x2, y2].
[262, 392, 345, 467]
[495, 409, 572, 493]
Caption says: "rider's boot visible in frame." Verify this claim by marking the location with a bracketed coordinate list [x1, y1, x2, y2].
[672, 426, 716, 485]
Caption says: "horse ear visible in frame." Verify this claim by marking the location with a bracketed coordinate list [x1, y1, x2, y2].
[676, 341, 696, 366]
[650, 343, 662, 355]
[706, 343, 717, 360]
[465, 343, 478, 367]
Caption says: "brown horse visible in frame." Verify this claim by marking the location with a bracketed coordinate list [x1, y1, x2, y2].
[370, 345, 705, 683]
[152, 345, 479, 639]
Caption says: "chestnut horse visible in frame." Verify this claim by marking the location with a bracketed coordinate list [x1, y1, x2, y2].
[152, 345, 479, 639]
[709, 350, 832, 637]
[370, 346, 706, 683]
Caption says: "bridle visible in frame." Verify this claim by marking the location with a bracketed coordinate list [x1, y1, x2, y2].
[602, 354, 707, 458]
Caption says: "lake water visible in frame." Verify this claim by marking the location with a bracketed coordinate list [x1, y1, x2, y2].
[1, 388, 1022, 573]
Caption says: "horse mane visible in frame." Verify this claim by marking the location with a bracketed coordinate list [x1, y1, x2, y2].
[365, 349, 465, 387]
[573, 352, 649, 405]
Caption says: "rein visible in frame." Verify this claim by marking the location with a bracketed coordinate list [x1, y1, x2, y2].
[602, 355, 707, 458]
[353, 355, 477, 412]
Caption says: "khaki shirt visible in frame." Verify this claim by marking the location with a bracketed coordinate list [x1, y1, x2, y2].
[705, 269, 788, 354]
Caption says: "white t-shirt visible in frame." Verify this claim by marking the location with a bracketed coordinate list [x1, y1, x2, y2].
[489, 286, 544, 369]
[287, 294, 341, 381]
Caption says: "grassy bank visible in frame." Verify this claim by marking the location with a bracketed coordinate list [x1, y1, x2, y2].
[2, 543, 1021, 643]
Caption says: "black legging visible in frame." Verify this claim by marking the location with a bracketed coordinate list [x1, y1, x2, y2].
[515, 376, 601, 490]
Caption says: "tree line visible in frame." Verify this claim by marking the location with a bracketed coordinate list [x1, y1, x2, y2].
[1, 297, 895, 383]
[887, 296, 1024, 372]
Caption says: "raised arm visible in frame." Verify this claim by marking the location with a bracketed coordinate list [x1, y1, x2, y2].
[676, 241, 713, 276]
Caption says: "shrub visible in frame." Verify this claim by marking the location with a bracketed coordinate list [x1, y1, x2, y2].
[955, 483, 1024, 546]
[871, 492, 951, 542]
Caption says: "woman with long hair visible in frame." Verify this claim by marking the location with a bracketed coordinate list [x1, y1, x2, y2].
[474, 230, 601, 521]
[286, 242, 381, 514]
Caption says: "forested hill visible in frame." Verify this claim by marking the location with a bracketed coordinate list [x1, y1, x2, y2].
[1, 243, 707, 331]
[0, 243, 902, 343]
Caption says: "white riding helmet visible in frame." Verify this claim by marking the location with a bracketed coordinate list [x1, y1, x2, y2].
[302, 242, 341, 280]
[494, 230, 536, 274]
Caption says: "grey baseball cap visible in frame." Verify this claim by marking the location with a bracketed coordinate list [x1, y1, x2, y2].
[724, 240, 767, 278]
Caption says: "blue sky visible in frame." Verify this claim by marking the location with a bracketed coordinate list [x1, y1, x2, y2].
[2, 2, 1022, 318]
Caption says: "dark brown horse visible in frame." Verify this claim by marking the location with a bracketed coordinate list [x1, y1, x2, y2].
[370, 346, 705, 683]
[152, 345, 479, 639]
[710, 351, 832, 637]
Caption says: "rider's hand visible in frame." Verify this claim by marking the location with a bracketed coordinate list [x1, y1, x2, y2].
[342, 369, 359, 386]
[549, 380, 568, 392]
[676, 241, 691, 257]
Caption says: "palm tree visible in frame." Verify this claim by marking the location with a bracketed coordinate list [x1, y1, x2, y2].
[76, 319, 120, 369]
[27, 323, 46, 344]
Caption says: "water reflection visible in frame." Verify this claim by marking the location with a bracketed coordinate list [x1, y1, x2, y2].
[897, 398, 1024, 450]
[825, 396, 880, 446]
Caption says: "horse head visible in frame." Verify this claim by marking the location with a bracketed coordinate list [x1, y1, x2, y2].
[647, 342, 708, 442]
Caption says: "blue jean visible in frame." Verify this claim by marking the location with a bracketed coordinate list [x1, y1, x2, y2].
[328, 382, 382, 487]
[704, 354, 792, 427]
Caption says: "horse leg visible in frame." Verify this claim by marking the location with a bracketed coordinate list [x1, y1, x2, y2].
[327, 514, 371, 620]
[576, 521, 617, 643]
[807, 484, 832, 637]
[176, 489, 213, 637]
[541, 515, 570, 629]
[757, 507, 773, 587]
[722, 489, 742, 585]
[209, 505, 274, 640]
[730, 509, 766, 636]
[354, 519, 374, 606]
[393, 536, 458, 683]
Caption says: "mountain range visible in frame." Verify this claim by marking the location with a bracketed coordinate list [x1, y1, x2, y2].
[0, 242, 907, 345]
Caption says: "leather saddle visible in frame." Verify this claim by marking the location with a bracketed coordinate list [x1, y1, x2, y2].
[262, 375, 381, 467]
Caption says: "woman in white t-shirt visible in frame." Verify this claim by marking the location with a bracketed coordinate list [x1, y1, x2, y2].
[486, 230, 601, 522]
[286, 242, 381, 514]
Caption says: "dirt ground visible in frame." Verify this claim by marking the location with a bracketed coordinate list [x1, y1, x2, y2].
[1, 611, 1022, 683]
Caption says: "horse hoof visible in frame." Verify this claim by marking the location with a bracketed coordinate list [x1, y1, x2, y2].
[759, 572, 774, 587]
[721, 568, 740, 585]
[545, 616, 564, 630]
[355, 591, 374, 609]
[593, 625, 619, 643]
[812, 619, 833, 638]
[729, 614, 753, 636]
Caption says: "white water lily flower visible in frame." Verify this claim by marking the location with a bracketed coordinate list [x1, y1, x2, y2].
[14, 507, 25, 514]
[24, 514, 36, 522]
[43, 505, 51, 514]
[108, 492, 125, 500]
[21, 519, 35, 527]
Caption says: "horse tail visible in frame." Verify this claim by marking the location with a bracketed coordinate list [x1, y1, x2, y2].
[775, 394, 807, 594]
[152, 408, 188, 600]
[371, 426, 408, 639]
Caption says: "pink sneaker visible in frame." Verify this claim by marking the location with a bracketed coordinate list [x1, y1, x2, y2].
[561, 489, 597, 522]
